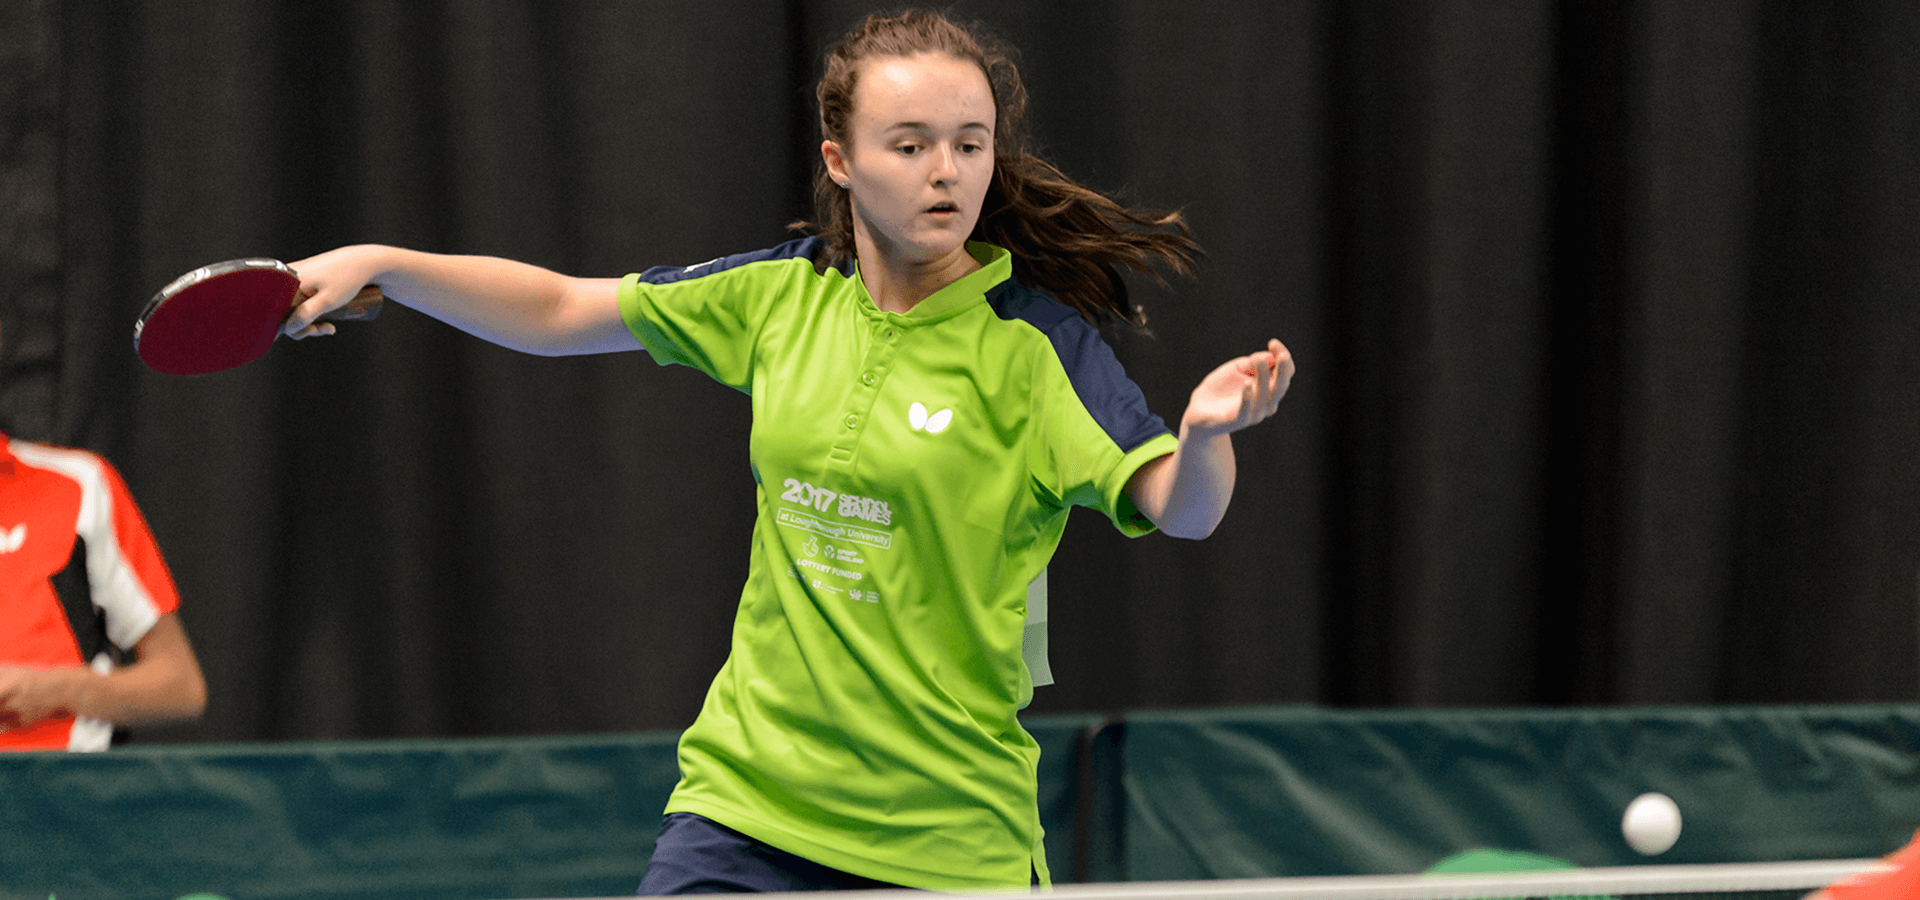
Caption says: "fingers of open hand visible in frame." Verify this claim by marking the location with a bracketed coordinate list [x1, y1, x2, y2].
[1206, 341, 1293, 434]
[1239, 378, 1261, 430]
[1266, 339, 1294, 411]
[1255, 350, 1279, 417]
[1241, 342, 1293, 425]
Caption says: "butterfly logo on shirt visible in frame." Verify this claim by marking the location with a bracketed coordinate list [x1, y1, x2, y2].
[0, 524, 24, 553]
[907, 401, 953, 434]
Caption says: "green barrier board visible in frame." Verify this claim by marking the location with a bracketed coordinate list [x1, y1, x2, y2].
[1115, 705, 1920, 881]
[7, 706, 1917, 897]
[0, 732, 681, 900]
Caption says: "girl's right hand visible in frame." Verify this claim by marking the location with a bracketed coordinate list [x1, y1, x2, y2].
[283, 245, 393, 339]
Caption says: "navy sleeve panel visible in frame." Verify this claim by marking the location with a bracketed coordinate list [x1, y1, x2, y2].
[634, 236, 850, 286]
[987, 282, 1173, 452]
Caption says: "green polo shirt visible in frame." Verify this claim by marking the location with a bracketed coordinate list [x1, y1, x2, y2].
[619, 237, 1178, 890]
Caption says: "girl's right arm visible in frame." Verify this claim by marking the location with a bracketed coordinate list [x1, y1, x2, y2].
[282, 244, 639, 357]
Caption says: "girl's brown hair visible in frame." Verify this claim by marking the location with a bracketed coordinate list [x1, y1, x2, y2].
[792, 9, 1200, 328]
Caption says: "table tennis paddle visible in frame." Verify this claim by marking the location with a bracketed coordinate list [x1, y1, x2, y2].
[133, 257, 384, 375]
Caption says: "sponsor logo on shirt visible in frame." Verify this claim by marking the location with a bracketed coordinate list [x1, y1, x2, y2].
[0, 523, 23, 553]
[908, 401, 953, 434]
[801, 537, 862, 564]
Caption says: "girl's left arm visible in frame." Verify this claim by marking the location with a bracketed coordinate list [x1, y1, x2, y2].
[1125, 339, 1293, 539]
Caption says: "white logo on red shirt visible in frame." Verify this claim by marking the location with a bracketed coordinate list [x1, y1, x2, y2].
[0, 524, 24, 553]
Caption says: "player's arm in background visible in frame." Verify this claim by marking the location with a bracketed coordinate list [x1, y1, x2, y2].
[281, 245, 637, 357]
[1126, 338, 1293, 540]
[0, 613, 207, 732]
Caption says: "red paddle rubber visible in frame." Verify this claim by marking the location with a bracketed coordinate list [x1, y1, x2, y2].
[135, 262, 301, 375]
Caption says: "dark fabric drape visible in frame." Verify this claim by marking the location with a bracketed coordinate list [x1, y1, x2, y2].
[1, 1, 1915, 745]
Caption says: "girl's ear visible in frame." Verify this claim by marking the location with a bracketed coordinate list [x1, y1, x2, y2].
[822, 140, 851, 188]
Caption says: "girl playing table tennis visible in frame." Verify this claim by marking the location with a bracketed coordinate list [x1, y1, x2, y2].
[284, 9, 1292, 894]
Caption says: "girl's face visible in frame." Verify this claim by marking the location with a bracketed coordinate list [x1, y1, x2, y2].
[824, 52, 996, 270]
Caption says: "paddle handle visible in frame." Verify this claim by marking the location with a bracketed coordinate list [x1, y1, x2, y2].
[320, 284, 385, 322]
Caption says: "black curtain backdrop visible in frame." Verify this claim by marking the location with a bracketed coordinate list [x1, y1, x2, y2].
[1, 1, 1916, 745]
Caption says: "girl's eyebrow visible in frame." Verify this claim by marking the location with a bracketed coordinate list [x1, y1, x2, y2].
[883, 120, 993, 134]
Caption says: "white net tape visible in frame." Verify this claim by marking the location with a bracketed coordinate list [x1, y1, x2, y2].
[788, 859, 1890, 900]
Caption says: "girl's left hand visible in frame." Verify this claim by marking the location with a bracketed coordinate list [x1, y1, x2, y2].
[1182, 338, 1294, 437]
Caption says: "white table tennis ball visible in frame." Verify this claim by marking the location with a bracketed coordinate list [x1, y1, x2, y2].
[1622, 792, 1683, 855]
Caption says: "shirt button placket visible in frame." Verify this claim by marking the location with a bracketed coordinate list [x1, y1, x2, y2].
[829, 320, 897, 463]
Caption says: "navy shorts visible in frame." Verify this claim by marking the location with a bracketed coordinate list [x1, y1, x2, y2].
[637, 812, 907, 894]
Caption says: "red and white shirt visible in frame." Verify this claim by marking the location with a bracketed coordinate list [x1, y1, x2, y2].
[0, 432, 180, 751]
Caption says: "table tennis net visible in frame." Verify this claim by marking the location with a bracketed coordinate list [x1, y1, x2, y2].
[775, 859, 1888, 900]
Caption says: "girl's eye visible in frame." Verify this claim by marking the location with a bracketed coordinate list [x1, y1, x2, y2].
[897, 144, 921, 155]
